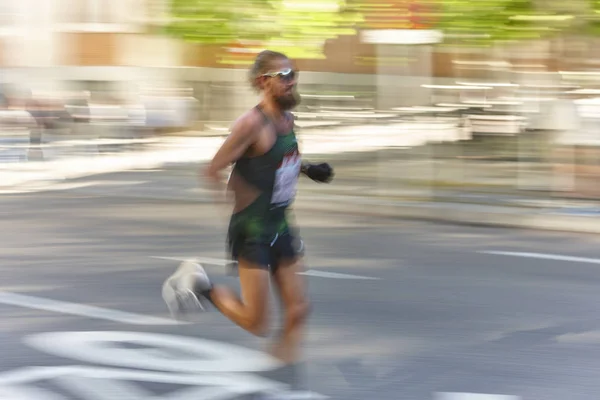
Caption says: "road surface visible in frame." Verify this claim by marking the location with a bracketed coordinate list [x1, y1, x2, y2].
[1, 175, 600, 399]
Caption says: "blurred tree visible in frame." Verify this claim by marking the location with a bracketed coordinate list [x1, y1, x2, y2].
[352, 0, 438, 30]
[433, 0, 548, 46]
[431, 0, 597, 47]
[163, 0, 364, 62]
[159, 0, 600, 66]
[575, 0, 600, 35]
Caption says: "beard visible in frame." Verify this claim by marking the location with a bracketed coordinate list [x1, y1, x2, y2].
[274, 88, 301, 110]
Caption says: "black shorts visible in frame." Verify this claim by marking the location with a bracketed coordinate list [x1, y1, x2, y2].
[229, 229, 303, 274]
[226, 198, 305, 273]
[227, 212, 304, 274]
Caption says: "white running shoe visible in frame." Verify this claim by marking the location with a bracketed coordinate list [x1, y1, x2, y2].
[161, 260, 212, 319]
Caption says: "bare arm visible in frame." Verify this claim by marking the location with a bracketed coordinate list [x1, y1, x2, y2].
[203, 115, 258, 187]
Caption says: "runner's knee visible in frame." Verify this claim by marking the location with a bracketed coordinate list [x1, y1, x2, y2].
[286, 300, 310, 326]
[246, 312, 270, 337]
[242, 298, 269, 337]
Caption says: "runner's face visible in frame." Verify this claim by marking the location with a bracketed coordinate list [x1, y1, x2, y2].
[262, 58, 300, 111]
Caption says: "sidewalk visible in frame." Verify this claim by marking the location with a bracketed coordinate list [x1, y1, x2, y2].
[0, 122, 460, 188]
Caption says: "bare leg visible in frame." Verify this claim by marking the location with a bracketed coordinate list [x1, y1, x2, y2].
[269, 257, 310, 364]
[209, 258, 271, 337]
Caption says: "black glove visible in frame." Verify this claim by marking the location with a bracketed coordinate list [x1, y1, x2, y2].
[302, 162, 334, 183]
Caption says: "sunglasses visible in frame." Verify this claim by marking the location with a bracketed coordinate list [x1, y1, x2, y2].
[261, 68, 298, 82]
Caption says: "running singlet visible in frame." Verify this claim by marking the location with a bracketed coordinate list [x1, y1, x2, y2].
[226, 106, 302, 265]
[231, 106, 301, 214]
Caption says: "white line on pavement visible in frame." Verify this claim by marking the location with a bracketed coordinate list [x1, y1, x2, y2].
[299, 270, 380, 280]
[152, 256, 233, 266]
[0, 365, 282, 388]
[0, 291, 184, 325]
[152, 256, 380, 280]
[0, 181, 96, 194]
[435, 393, 520, 400]
[0, 180, 148, 194]
[0, 366, 76, 386]
[480, 251, 600, 265]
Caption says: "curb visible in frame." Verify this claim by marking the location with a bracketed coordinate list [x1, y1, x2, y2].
[293, 195, 600, 235]
[37, 182, 600, 235]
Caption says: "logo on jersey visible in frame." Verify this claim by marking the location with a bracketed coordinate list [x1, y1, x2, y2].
[271, 148, 301, 206]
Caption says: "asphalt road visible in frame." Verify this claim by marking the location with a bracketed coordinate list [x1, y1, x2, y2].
[2, 175, 600, 399]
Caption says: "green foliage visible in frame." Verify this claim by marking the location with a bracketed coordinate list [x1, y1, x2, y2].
[433, 0, 600, 46]
[162, 0, 600, 59]
[164, 0, 276, 43]
[579, 0, 600, 35]
[163, 0, 363, 60]
[433, 0, 547, 46]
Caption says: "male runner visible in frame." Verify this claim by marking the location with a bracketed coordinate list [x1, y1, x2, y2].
[161, 50, 334, 364]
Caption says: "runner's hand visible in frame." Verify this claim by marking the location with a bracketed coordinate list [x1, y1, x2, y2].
[302, 162, 334, 183]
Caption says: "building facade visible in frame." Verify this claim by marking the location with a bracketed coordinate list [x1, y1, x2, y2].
[0, 0, 590, 117]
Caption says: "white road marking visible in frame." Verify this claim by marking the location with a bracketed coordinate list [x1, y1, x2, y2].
[0, 384, 68, 400]
[0, 181, 97, 194]
[52, 373, 290, 400]
[25, 331, 282, 373]
[556, 331, 600, 343]
[152, 256, 233, 267]
[152, 256, 379, 280]
[0, 180, 147, 194]
[435, 393, 520, 400]
[480, 251, 600, 265]
[13, 330, 330, 400]
[0, 365, 284, 390]
[0, 365, 76, 386]
[0, 291, 184, 325]
[86, 180, 149, 186]
[299, 270, 380, 280]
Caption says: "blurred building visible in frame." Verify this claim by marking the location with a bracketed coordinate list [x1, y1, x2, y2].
[0, 0, 596, 118]
[0, 0, 182, 94]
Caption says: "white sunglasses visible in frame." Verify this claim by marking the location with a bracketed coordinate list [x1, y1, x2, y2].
[261, 68, 297, 82]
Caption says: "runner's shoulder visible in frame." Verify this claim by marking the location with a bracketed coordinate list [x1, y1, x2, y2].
[230, 108, 264, 138]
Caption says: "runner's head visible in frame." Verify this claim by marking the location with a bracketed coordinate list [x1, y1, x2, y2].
[250, 50, 300, 111]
